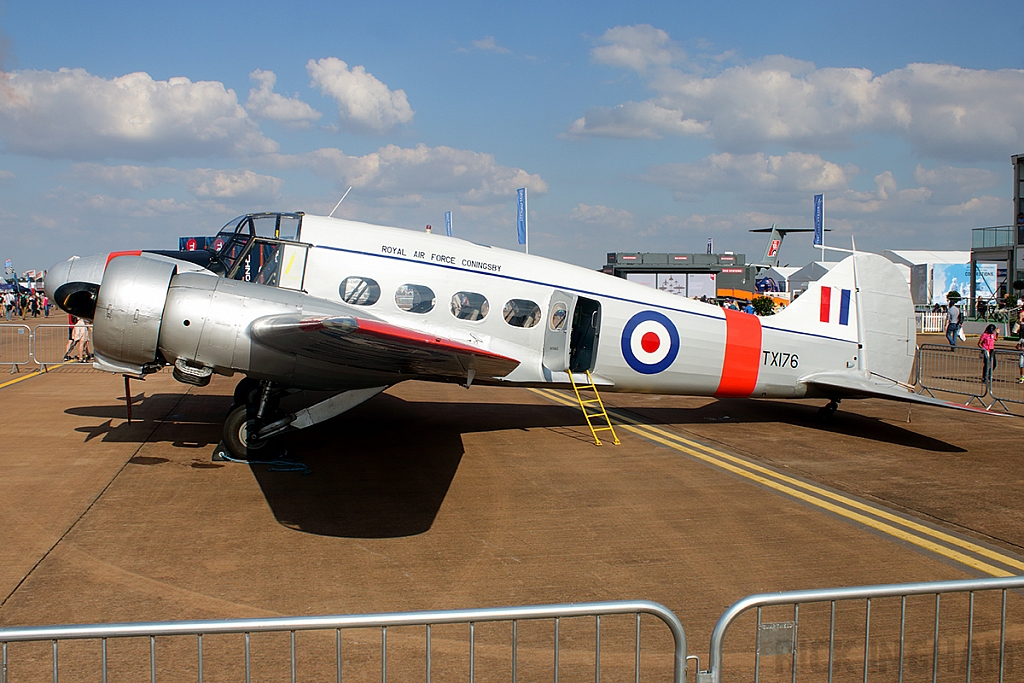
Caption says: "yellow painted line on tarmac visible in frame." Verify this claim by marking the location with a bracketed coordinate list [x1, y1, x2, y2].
[528, 387, 1021, 578]
[0, 362, 71, 390]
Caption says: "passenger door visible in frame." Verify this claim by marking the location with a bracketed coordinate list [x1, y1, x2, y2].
[543, 290, 576, 373]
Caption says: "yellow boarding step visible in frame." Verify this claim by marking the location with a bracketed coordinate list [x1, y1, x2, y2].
[567, 370, 620, 446]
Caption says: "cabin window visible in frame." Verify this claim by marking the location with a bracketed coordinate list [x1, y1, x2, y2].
[503, 299, 541, 328]
[549, 302, 568, 331]
[395, 284, 436, 314]
[450, 291, 490, 321]
[339, 277, 380, 306]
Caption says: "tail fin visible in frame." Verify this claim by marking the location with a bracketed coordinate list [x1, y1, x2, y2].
[761, 224, 782, 266]
[773, 253, 916, 383]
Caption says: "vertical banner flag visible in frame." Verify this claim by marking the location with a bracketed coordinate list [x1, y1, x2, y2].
[706, 238, 714, 254]
[516, 188, 527, 248]
[813, 194, 824, 247]
[445, 211, 452, 237]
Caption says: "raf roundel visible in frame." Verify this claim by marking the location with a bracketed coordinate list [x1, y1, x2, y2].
[620, 311, 680, 374]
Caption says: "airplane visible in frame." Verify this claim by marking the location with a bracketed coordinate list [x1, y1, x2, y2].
[44, 211, 992, 461]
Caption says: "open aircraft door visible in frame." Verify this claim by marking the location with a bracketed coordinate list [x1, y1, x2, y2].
[543, 290, 576, 373]
[543, 291, 602, 374]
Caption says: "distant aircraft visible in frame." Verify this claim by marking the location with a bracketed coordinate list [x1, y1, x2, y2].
[45, 212, 986, 460]
[749, 223, 825, 269]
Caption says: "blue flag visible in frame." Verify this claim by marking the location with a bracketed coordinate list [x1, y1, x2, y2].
[813, 194, 824, 246]
[516, 188, 527, 245]
[445, 211, 452, 237]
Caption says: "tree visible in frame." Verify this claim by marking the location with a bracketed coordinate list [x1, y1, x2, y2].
[751, 296, 777, 316]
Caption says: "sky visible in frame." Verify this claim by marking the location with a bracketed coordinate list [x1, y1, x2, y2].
[1, 0, 1022, 274]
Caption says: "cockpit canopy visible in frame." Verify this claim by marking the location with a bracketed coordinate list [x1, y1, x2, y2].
[211, 213, 307, 287]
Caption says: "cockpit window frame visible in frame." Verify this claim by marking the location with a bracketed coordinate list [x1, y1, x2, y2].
[213, 212, 305, 275]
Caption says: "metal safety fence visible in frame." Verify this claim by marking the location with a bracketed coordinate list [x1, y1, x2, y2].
[989, 348, 1024, 410]
[700, 575, 1024, 683]
[0, 323, 93, 372]
[915, 344, 990, 407]
[0, 324, 31, 372]
[0, 601, 687, 683]
[916, 344, 1024, 412]
[32, 323, 91, 367]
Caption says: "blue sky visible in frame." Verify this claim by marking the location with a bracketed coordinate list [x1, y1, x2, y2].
[1, 0, 1022, 273]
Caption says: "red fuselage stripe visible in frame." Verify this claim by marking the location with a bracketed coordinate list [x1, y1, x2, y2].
[715, 309, 762, 397]
[105, 250, 142, 267]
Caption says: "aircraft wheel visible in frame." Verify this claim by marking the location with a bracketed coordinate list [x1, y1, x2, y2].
[231, 377, 262, 410]
[223, 405, 269, 459]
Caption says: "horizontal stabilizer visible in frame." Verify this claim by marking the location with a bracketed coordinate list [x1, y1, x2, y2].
[802, 372, 1009, 415]
[250, 314, 521, 381]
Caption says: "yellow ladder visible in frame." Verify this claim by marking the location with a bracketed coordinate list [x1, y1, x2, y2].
[567, 370, 620, 446]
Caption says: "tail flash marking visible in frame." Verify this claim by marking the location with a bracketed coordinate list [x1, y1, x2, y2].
[820, 286, 852, 326]
[839, 289, 851, 326]
[715, 309, 762, 397]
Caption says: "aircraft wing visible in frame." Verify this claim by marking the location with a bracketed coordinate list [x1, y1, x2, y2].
[800, 372, 1009, 415]
[250, 314, 520, 381]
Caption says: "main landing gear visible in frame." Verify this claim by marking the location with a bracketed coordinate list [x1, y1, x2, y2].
[218, 380, 289, 461]
[214, 378, 391, 461]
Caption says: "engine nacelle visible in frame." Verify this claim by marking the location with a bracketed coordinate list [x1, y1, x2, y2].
[93, 256, 176, 374]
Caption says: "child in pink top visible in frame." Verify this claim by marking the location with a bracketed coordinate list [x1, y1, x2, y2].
[978, 324, 998, 383]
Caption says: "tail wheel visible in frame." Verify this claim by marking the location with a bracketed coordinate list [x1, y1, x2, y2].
[223, 405, 269, 459]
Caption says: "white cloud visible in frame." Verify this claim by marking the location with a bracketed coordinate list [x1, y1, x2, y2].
[471, 36, 510, 54]
[306, 57, 414, 134]
[69, 163, 283, 201]
[245, 69, 322, 128]
[0, 169, 14, 180]
[640, 152, 856, 200]
[570, 26, 1024, 161]
[565, 101, 706, 139]
[185, 169, 283, 200]
[0, 68, 277, 160]
[569, 203, 634, 227]
[591, 24, 682, 74]
[270, 143, 546, 204]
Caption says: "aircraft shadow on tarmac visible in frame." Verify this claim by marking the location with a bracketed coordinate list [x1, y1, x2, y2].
[64, 391, 962, 538]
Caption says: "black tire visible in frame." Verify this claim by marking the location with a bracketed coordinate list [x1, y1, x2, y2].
[232, 377, 262, 410]
[223, 405, 268, 460]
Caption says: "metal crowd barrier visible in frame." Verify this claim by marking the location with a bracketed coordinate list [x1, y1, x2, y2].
[0, 323, 93, 372]
[916, 343, 990, 407]
[989, 348, 1024, 410]
[701, 575, 1024, 683]
[0, 601, 687, 683]
[32, 323, 89, 368]
[0, 324, 31, 373]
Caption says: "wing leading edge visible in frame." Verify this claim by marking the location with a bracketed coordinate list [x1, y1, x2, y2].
[250, 314, 520, 381]
[801, 372, 1009, 415]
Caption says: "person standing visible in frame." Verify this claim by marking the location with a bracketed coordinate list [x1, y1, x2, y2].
[945, 298, 963, 347]
[978, 324, 998, 384]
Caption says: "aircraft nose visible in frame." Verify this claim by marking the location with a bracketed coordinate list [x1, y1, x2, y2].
[43, 257, 75, 302]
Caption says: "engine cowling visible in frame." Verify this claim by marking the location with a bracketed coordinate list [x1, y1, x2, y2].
[93, 256, 176, 374]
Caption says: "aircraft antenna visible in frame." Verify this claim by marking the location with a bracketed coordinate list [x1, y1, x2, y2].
[328, 187, 353, 218]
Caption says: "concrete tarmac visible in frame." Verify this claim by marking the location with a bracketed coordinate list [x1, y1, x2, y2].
[1, 365, 1023, 662]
